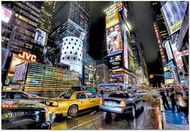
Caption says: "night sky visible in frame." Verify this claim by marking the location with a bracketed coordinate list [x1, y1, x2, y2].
[89, 1, 163, 85]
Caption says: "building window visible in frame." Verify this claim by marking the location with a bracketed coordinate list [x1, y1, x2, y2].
[67, 57, 69, 59]
[67, 47, 68, 49]
[73, 57, 75, 60]
[76, 39, 78, 42]
[69, 42, 71, 44]
[65, 52, 66, 54]
[66, 39, 68, 41]
[71, 38, 73, 41]
[77, 48, 79, 50]
[63, 57, 64, 60]
[74, 43, 76, 45]
[72, 47, 74, 49]
[70, 51, 72, 54]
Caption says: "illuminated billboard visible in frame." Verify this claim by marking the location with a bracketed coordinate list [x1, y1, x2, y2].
[108, 53, 123, 70]
[106, 24, 123, 55]
[8, 52, 37, 76]
[1, 5, 12, 23]
[162, 1, 188, 34]
[129, 55, 135, 71]
[171, 43, 184, 69]
[34, 28, 46, 46]
[105, 9, 119, 29]
[164, 40, 174, 61]
[164, 72, 173, 78]
[8, 54, 27, 76]
[13, 62, 28, 81]
[123, 24, 129, 69]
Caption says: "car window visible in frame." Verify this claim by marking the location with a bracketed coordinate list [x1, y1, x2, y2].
[13, 92, 28, 99]
[59, 92, 72, 99]
[86, 93, 95, 98]
[2, 92, 9, 99]
[77, 93, 86, 99]
[108, 93, 129, 98]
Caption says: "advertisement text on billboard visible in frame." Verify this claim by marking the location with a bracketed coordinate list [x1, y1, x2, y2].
[106, 24, 123, 55]
[162, 1, 188, 34]
[34, 28, 46, 46]
[108, 53, 123, 70]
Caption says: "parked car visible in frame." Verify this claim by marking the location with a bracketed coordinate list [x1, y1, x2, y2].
[2, 91, 47, 103]
[2, 99, 55, 129]
[99, 91, 144, 118]
[45, 91, 102, 117]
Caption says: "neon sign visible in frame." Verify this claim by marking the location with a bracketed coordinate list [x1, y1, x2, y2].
[18, 51, 37, 62]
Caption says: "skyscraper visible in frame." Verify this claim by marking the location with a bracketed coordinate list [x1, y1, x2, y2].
[1, 1, 44, 62]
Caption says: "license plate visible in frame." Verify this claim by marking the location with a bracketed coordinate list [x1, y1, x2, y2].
[104, 101, 117, 107]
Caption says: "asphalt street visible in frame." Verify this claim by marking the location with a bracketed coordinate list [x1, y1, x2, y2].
[52, 102, 159, 130]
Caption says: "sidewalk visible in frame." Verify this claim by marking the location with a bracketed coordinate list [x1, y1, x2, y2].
[161, 103, 189, 130]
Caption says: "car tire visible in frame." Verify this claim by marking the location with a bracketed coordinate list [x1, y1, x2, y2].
[131, 105, 136, 119]
[68, 105, 78, 116]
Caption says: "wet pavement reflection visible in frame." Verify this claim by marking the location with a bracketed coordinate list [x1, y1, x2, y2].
[52, 102, 159, 130]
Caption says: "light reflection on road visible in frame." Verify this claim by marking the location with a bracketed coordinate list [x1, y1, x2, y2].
[52, 102, 158, 130]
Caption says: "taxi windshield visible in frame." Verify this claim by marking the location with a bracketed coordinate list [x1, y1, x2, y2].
[59, 92, 72, 99]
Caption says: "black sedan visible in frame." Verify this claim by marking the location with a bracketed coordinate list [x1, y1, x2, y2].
[2, 91, 47, 103]
[99, 91, 144, 118]
[2, 100, 55, 129]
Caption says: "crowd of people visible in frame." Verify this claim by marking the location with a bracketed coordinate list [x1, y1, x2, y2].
[159, 88, 189, 124]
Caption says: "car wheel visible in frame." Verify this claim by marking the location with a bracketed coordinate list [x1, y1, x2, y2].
[68, 105, 78, 116]
[131, 105, 136, 118]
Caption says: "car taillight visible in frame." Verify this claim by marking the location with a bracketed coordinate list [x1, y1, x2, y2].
[120, 100, 126, 108]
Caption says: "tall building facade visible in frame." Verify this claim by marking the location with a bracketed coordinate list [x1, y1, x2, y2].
[104, 2, 139, 90]
[2, 1, 44, 62]
[47, 1, 91, 80]
[152, 1, 189, 87]
[1, 1, 46, 83]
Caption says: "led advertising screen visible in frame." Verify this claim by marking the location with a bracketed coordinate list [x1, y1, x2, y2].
[1, 5, 12, 23]
[129, 55, 135, 71]
[8, 54, 27, 76]
[108, 53, 123, 70]
[164, 40, 174, 61]
[171, 43, 184, 69]
[106, 24, 123, 55]
[34, 28, 46, 46]
[164, 72, 173, 78]
[167, 60, 175, 70]
[123, 24, 129, 69]
[162, 1, 188, 34]
[13, 62, 28, 81]
[105, 8, 119, 29]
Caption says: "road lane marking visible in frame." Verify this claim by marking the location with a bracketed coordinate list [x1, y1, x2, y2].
[69, 116, 101, 130]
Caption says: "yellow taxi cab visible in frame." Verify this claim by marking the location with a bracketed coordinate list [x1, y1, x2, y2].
[45, 91, 102, 117]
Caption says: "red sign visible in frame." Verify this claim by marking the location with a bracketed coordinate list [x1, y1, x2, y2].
[18, 51, 37, 62]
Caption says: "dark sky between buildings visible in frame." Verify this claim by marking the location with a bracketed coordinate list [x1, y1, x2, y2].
[89, 1, 162, 75]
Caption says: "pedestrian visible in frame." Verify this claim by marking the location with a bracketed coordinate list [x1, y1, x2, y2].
[100, 89, 104, 97]
[176, 91, 189, 124]
[169, 89, 179, 113]
[160, 90, 171, 110]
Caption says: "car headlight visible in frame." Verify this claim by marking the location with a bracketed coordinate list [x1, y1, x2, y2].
[52, 101, 58, 107]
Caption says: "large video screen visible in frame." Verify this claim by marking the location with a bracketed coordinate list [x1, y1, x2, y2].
[108, 53, 123, 70]
[106, 24, 123, 55]
[105, 8, 119, 29]
[162, 1, 188, 34]
[8, 54, 27, 76]
[1, 5, 12, 23]
[34, 28, 46, 46]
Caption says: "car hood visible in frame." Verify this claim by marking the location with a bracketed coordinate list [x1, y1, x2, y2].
[2, 100, 46, 108]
